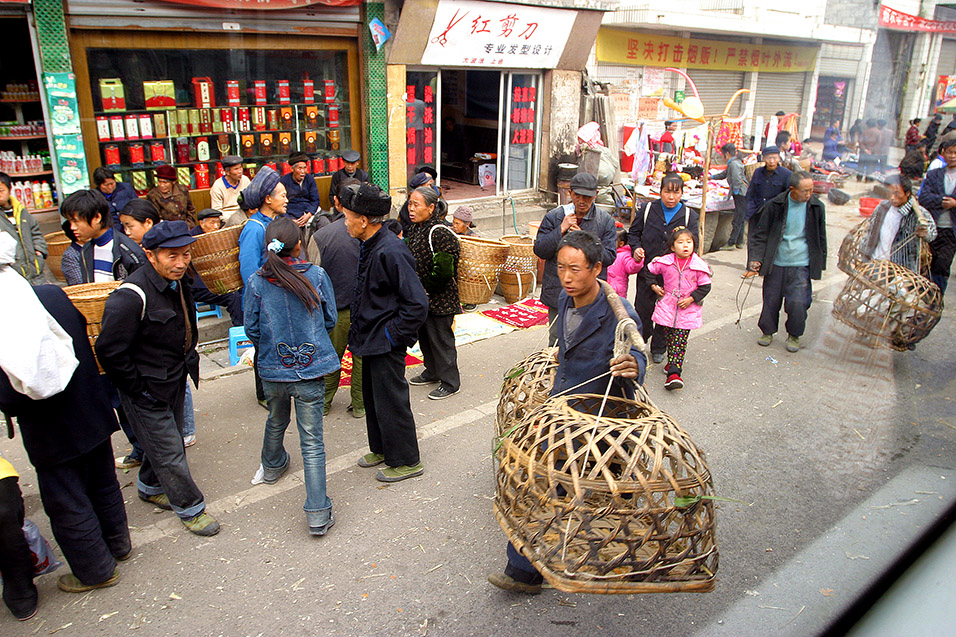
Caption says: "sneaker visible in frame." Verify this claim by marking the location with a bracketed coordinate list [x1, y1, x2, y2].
[487, 573, 542, 595]
[14, 606, 37, 621]
[408, 373, 439, 386]
[428, 384, 460, 400]
[375, 462, 425, 482]
[323, 403, 331, 417]
[57, 569, 120, 593]
[181, 512, 220, 536]
[735, 244, 745, 249]
[138, 491, 172, 510]
[757, 334, 773, 347]
[115, 549, 133, 562]
[351, 407, 366, 419]
[462, 304, 478, 312]
[309, 513, 335, 537]
[662, 363, 671, 375]
[719, 244, 736, 251]
[183, 434, 196, 447]
[262, 458, 290, 484]
[786, 335, 800, 353]
[115, 455, 142, 469]
[664, 373, 684, 391]
[358, 452, 386, 468]
[741, 270, 759, 279]
[651, 352, 665, 364]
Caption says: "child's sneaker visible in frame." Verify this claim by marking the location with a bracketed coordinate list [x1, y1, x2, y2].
[664, 373, 684, 391]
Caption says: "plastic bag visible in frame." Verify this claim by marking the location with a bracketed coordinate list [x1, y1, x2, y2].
[23, 519, 62, 575]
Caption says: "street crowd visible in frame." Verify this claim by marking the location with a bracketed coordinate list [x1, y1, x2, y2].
[1, 126, 954, 617]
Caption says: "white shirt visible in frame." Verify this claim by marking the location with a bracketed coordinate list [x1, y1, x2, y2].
[873, 205, 903, 260]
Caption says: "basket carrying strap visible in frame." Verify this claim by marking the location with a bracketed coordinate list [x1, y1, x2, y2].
[116, 282, 147, 321]
[428, 223, 459, 255]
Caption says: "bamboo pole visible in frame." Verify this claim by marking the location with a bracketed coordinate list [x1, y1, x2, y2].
[698, 117, 717, 255]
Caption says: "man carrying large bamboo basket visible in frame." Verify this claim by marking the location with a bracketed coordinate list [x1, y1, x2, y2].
[96, 222, 219, 537]
[488, 231, 647, 594]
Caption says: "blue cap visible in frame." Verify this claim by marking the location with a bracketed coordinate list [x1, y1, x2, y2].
[762, 145, 781, 157]
[142, 220, 197, 250]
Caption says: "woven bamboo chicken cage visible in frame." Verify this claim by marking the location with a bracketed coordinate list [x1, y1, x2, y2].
[190, 224, 244, 294]
[495, 394, 718, 594]
[837, 218, 931, 278]
[44, 231, 70, 282]
[457, 236, 509, 305]
[64, 281, 122, 373]
[495, 347, 558, 437]
[832, 258, 943, 351]
[499, 234, 537, 303]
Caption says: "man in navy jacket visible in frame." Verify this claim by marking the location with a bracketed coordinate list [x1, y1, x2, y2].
[343, 183, 429, 483]
[917, 139, 956, 293]
[279, 152, 320, 232]
[93, 167, 137, 232]
[744, 146, 791, 276]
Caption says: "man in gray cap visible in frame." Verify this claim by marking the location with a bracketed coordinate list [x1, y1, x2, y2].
[279, 151, 319, 231]
[342, 183, 429, 483]
[97, 221, 219, 536]
[211, 155, 250, 227]
[329, 150, 369, 210]
[533, 172, 616, 345]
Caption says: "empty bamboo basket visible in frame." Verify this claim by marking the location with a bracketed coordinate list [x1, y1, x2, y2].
[457, 236, 509, 305]
[64, 281, 122, 373]
[44, 231, 70, 282]
[190, 224, 244, 294]
[495, 347, 558, 437]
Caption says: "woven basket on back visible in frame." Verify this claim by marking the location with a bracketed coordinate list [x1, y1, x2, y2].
[457, 236, 509, 305]
[190, 224, 244, 294]
[495, 347, 558, 437]
[832, 258, 943, 351]
[64, 281, 122, 373]
[838, 218, 932, 278]
[495, 394, 718, 594]
[500, 234, 536, 274]
[44, 231, 70, 282]
[744, 161, 764, 181]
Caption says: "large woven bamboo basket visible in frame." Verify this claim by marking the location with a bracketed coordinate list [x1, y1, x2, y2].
[495, 394, 718, 594]
[457, 235, 509, 305]
[44, 231, 70, 282]
[500, 234, 536, 274]
[494, 347, 558, 437]
[190, 224, 244, 294]
[832, 259, 943, 351]
[64, 281, 122, 373]
[744, 161, 764, 180]
[838, 218, 932, 278]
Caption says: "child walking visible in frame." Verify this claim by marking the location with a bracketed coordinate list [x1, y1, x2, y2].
[244, 217, 340, 536]
[646, 227, 712, 390]
[608, 228, 643, 297]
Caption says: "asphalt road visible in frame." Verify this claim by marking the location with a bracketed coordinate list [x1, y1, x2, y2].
[2, 188, 955, 636]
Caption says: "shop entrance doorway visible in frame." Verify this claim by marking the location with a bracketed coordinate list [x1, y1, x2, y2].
[439, 70, 500, 201]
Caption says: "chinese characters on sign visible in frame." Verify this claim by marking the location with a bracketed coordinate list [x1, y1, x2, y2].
[406, 80, 435, 169]
[509, 85, 535, 145]
[878, 5, 956, 34]
[422, 0, 573, 69]
[596, 28, 818, 74]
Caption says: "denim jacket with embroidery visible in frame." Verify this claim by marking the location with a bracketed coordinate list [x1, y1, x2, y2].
[243, 261, 339, 382]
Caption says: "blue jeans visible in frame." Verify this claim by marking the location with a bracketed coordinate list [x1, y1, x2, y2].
[261, 379, 331, 527]
[182, 384, 195, 438]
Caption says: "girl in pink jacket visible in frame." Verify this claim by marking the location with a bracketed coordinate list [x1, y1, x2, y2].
[608, 229, 643, 297]
[646, 227, 712, 390]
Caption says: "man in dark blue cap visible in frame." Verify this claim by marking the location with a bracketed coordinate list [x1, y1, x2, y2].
[96, 221, 219, 537]
[329, 150, 369, 210]
[743, 146, 791, 278]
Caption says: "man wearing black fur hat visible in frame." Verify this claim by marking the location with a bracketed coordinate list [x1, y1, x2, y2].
[342, 182, 429, 483]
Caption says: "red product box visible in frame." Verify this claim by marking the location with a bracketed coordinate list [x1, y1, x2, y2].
[253, 107, 267, 131]
[327, 104, 339, 128]
[221, 108, 235, 133]
[277, 80, 290, 105]
[312, 158, 324, 175]
[280, 162, 292, 175]
[125, 115, 140, 140]
[200, 109, 212, 134]
[323, 80, 335, 103]
[150, 142, 166, 163]
[303, 80, 314, 103]
[104, 144, 121, 165]
[110, 116, 125, 141]
[192, 77, 215, 108]
[95, 117, 111, 142]
[265, 161, 278, 172]
[129, 143, 145, 164]
[195, 164, 210, 189]
[254, 81, 267, 106]
[226, 80, 241, 106]
[237, 108, 250, 132]
[266, 109, 278, 131]
[176, 138, 190, 164]
[138, 114, 153, 139]
[214, 162, 224, 179]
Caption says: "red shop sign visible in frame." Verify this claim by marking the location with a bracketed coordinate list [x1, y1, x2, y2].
[879, 5, 956, 34]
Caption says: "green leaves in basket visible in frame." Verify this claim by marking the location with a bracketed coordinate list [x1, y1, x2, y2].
[674, 494, 752, 508]
[503, 365, 526, 381]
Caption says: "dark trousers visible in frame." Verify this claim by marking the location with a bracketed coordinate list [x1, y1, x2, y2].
[35, 441, 130, 585]
[0, 476, 37, 618]
[417, 313, 460, 391]
[758, 265, 810, 338]
[746, 212, 762, 267]
[106, 379, 143, 461]
[547, 307, 559, 347]
[929, 227, 956, 294]
[634, 279, 666, 357]
[362, 347, 421, 467]
[728, 194, 746, 247]
[505, 542, 543, 585]
[119, 382, 206, 519]
[191, 283, 243, 327]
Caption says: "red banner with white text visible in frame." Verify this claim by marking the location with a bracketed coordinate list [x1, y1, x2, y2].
[879, 5, 956, 34]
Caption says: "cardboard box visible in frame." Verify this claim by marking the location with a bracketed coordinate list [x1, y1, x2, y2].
[191, 77, 215, 108]
[175, 110, 190, 136]
[99, 78, 126, 111]
[277, 80, 290, 105]
[196, 137, 210, 162]
[226, 80, 241, 106]
[104, 144, 121, 165]
[253, 81, 267, 106]
[129, 143, 145, 164]
[143, 80, 175, 110]
[150, 142, 166, 163]
[175, 138, 189, 164]
[327, 104, 339, 128]
[130, 170, 148, 193]
[216, 134, 231, 156]
[211, 109, 222, 133]
[266, 109, 278, 131]
[323, 80, 335, 103]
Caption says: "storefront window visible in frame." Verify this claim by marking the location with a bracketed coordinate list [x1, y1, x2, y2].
[503, 73, 538, 192]
[85, 47, 351, 192]
[405, 71, 438, 180]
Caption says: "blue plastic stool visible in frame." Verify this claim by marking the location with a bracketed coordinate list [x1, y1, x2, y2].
[228, 326, 253, 367]
[195, 302, 223, 319]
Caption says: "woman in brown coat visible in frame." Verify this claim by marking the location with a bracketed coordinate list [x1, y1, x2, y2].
[146, 165, 196, 227]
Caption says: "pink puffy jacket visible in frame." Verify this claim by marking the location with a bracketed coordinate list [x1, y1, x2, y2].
[646, 252, 712, 330]
[607, 245, 643, 298]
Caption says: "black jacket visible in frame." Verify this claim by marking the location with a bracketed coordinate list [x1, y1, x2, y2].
[745, 165, 792, 220]
[348, 227, 428, 357]
[329, 168, 370, 210]
[309, 217, 360, 309]
[534, 203, 617, 308]
[96, 263, 200, 405]
[917, 166, 956, 226]
[79, 229, 147, 283]
[628, 200, 700, 290]
[405, 202, 461, 316]
[0, 286, 117, 469]
[749, 191, 828, 280]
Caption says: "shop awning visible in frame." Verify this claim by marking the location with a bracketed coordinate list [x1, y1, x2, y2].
[939, 97, 956, 113]
[155, 0, 360, 8]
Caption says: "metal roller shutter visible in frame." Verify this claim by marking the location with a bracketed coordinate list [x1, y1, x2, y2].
[819, 43, 862, 77]
[940, 39, 956, 76]
[753, 72, 807, 120]
[686, 70, 746, 117]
